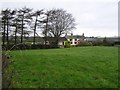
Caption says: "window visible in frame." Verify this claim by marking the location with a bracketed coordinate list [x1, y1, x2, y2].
[75, 39, 77, 41]
[70, 39, 72, 41]
[46, 41, 49, 43]
[75, 42, 77, 44]
[71, 42, 72, 44]
[46, 41, 49, 45]
[63, 42, 64, 45]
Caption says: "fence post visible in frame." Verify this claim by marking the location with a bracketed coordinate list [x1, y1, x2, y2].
[0, 14, 2, 90]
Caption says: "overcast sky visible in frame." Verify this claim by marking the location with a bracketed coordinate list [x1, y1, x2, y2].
[0, 0, 119, 37]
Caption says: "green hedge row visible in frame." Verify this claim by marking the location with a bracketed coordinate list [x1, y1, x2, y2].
[2, 44, 59, 50]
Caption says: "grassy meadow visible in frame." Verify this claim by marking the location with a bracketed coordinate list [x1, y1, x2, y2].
[10, 46, 118, 88]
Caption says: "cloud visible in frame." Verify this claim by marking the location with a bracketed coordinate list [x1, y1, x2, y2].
[0, 0, 118, 37]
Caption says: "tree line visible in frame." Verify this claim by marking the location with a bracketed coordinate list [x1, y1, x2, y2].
[1, 7, 76, 49]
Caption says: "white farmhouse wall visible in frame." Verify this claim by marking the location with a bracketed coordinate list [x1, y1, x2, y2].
[67, 38, 79, 46]
[58, 41, 63, 45]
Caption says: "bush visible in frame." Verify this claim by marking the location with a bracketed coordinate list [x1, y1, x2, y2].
[102, 38, 114, 46]
[92, 38, 114, 46]
[77, 41, 93, 46]
[64, 41, 71, 48]
[2, 44, 60, 50]
[2, 52, 14, 88]
[92, 39, 103, 46]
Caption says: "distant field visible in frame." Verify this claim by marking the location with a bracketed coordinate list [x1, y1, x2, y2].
[10, 46, 118, 88]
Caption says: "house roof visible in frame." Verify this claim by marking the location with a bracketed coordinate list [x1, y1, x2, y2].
[43, 37, 67, 42]
[66, 35, 85, 39]
[85, 37, 98, 41]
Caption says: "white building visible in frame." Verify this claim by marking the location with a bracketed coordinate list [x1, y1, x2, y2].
[65, 33, 85, 46]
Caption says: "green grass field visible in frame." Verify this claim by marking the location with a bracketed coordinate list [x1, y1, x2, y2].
[10, 46, 118, 88]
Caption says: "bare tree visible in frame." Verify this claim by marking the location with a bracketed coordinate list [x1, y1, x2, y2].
[46, 9, 76, 46]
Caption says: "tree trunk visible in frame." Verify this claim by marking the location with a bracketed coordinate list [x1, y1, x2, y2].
[3, 20, 6, 46]
[6, 19, 9, 47]
[21, 17, 24, 43]
[14, 24, 17, 45]
[55, 37, 59, 48]
[33, 16, 38, 45]
[45, 16, 48, 48]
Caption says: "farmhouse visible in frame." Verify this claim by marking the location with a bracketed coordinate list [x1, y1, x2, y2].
[15, 33, 86, 48]
[65, 33, 85, 46]
[42, 33, 85, 46]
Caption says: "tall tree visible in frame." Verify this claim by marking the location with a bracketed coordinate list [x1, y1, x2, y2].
[17, 7, 32, 43]
[46, 9, 76, 47]
[11, 15, 22, 45]
[31, 9, 44, 45]
[42, 10, 51, 46]
[1, 10, 7, 46]
[1, 9, 15, 46]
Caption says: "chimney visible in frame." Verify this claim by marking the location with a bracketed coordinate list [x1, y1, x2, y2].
[82, 33, 84, 37]
[71, 33, 73, 36]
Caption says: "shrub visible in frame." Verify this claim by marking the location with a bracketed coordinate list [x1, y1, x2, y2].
[92, 38, 114, 46]
[64, 41, 71, 48]
[102, 38, 114, 46]
[92, 39, 103, 46]
[2, 44, 60, 50]
[2, 52, 15, 88]
[77, 41, 93, 46]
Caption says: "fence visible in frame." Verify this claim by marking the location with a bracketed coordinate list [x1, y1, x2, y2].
[2, 51, 15, 88]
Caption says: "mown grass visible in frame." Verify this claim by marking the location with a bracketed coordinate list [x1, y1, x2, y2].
[10, 46, 118, 88]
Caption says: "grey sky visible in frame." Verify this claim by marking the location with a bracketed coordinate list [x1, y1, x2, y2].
[1, 0, 119, 37]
